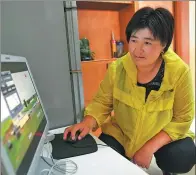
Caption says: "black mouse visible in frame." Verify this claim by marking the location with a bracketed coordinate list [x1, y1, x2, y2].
[65, 130, 81, 144]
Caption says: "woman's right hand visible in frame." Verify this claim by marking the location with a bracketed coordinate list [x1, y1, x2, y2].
[63, 116, 97, 141]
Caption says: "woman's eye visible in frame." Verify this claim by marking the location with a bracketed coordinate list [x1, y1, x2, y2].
[131, 39, 136, 43]
[145, 42, 152, 45]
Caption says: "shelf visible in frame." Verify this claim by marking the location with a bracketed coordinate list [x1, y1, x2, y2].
[76, 1, 133, 11]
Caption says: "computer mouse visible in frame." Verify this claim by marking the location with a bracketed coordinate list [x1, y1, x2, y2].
[65, 130, 81, 144]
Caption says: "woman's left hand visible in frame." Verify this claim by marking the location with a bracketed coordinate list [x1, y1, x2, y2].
[132, 144, 154, 169]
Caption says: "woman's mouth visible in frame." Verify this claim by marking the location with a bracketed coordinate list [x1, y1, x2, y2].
[135, 56, 145, 60]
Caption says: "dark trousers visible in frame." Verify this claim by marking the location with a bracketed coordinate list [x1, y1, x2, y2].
[99, 133, 195, 174]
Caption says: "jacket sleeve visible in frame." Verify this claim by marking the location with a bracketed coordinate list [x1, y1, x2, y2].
[163, 68, 195, 141]
[83, 62, 115, 127]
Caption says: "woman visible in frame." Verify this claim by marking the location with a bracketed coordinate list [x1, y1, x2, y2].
[64, 7, 195, 175]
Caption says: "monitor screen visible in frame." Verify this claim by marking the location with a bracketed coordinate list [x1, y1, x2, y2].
[1, 61, 47, 175]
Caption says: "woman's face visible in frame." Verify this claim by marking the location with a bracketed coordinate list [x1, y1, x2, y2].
[128, 28, 165, 67]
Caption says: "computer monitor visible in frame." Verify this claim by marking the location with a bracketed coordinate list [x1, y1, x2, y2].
[1, 54, 49, 175]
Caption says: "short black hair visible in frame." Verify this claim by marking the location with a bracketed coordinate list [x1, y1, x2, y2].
[126, 7, 174, 52]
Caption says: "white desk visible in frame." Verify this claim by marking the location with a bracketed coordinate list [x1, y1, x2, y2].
[41, 127, 148, 175]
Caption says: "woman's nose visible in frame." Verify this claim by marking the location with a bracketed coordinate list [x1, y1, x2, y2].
[134, 44, 144, 56]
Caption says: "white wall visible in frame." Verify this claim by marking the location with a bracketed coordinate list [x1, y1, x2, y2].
[189, 1, 195, 133]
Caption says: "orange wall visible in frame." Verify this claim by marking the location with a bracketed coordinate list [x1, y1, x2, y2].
[119, 5, 135, 52]
[135, 1, 173, 14]
[174, 1, 189, 64]
[81, 59, 115, 106]
[77, 9, 120, 60]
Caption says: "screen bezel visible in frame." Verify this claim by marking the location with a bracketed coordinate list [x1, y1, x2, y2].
[1, 54, 49, 175]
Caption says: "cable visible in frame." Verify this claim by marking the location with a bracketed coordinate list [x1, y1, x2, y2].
[41, 137, 121, 174]
[48, 159, 78, 175]
[41, 141, 78, 175]
[40, 169, 50, 175]
[50, 155, 55, 165]
[41, 156, 52, 167]
[69, 142, 147, 172]
[40, 156, 65, 174]
[41, 142, 110, 174]
[47, 143, 66, 172]
[41, 142, 64, 172]
[46, 142, 56, 165]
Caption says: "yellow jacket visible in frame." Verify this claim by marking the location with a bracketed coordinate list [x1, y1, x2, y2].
[84, 48, 195, 158]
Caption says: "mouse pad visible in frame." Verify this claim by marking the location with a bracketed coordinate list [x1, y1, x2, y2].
[51, 133, 98, 159]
